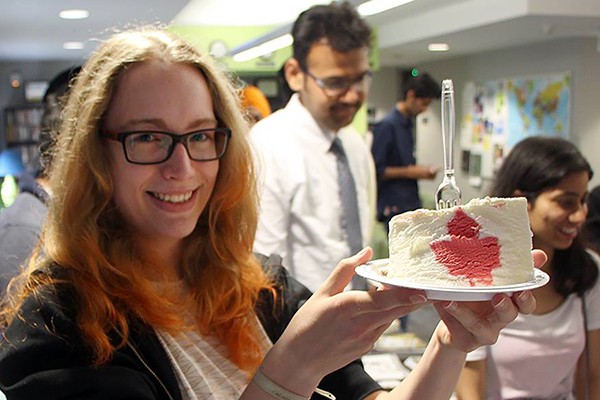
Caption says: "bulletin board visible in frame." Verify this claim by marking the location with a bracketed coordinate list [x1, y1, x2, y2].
[459, 72, 571, 185]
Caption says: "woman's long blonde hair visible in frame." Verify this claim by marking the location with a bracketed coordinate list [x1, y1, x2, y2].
[2, 28, 272, 371]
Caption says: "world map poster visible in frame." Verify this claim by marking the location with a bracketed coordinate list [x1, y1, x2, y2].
[459, 73, 571, 182]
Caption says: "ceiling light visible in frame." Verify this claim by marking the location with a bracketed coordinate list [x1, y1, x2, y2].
[357, 0, 416, 17]
[63, 42, 85, 50]
[59, 9, 90, 20]
[232, 34, 293, 62]
[428, 43, 450, 52]
[229, 24, 292, 62]
[231, 0, 416, 64]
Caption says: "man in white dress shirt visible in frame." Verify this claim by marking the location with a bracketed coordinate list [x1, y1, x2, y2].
[251, 2, 375, 292]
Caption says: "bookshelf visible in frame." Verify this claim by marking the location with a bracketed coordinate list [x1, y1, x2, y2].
[3, 105, 44, 173]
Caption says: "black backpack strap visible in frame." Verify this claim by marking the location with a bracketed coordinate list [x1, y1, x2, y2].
[254, 252, 311, 343]
[256, 252, 283, 272]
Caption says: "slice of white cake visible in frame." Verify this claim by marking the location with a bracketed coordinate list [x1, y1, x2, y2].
[387, 197, 534, 287]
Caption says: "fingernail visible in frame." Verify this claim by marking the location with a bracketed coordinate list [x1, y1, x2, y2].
[493, 297, 509, 311]
[409, 294, 428, 304]
[444, 301, 457, 312]
[356, 248, 368, 257]
[517, 291, 531, 302]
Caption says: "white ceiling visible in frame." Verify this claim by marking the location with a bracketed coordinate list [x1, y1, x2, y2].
[1, 0, 599, 67]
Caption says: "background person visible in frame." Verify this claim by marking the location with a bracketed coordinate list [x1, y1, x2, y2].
[0, 66, 80, 295]
[455, 136, 600, 400]
[371, 71, 441, 228]
[0, 27, 541, 400]
[240, 84, 272, 125]
[370, 71, 441, 332]
[251, 1, 375, 291]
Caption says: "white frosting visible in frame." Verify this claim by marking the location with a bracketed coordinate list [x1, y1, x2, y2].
[387, 197, 534, 287]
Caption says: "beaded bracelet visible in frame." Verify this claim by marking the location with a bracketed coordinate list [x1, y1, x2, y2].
[253, 368, 336, 400]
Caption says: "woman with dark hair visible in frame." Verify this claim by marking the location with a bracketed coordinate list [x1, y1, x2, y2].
[456, 136, 600, 400]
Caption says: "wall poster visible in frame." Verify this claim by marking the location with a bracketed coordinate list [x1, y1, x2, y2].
[460, 72, 571, 181]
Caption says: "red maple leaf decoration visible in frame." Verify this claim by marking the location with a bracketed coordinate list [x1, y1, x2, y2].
[430, 208, 500, 286]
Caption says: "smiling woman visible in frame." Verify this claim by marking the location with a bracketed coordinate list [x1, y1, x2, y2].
[0, 25, 540, 400]
[0, 28, 277, 398]
[456, 136, 600, 400]
[101, 60, 223, 254]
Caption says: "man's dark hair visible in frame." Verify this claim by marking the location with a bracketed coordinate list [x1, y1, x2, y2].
[38, 65, 81, 177]
[291, 2, 372, 71]
[400, 72, 441, 101]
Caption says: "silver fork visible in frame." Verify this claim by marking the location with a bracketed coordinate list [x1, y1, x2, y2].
[435, 79, 462, 210]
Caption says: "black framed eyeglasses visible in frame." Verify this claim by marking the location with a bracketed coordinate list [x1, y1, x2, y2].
[103, 127, 231, 165]
[303, 69, 373, 97]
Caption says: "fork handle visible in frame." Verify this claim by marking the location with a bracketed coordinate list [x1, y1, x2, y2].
[441, 79, 455, 173]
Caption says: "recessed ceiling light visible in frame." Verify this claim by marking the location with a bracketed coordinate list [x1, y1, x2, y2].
[357, 0, 416, 17]
[59, 9, 90, 20]
[428, 43, 450, 52]
[63, 42, 85, 50]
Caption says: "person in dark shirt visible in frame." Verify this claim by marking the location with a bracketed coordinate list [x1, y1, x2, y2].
[371, 72, 441, 332]
[371, 72, 441, 227]
[0, 66, 80, 295]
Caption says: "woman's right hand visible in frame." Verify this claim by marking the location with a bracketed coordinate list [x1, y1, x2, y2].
[430, 249, 544, 353]
[260, 247, 428, 396]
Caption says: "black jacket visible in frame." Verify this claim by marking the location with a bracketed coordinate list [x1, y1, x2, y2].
[0, 255, 381, 400]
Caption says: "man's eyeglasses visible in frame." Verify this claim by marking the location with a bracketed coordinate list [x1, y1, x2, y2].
[303, 69, 373, 97]
[103, 128, 231, 165]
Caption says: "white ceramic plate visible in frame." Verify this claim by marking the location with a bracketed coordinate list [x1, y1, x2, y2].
[355, 258, 549, 301]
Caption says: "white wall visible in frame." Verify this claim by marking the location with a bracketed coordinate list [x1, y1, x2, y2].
[368, 66, 399, 122]
[370, 36, 600, 204]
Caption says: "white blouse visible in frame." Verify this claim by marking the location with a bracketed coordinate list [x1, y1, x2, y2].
[466, 253, 600, 399]
[156, 318, 272, 400]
